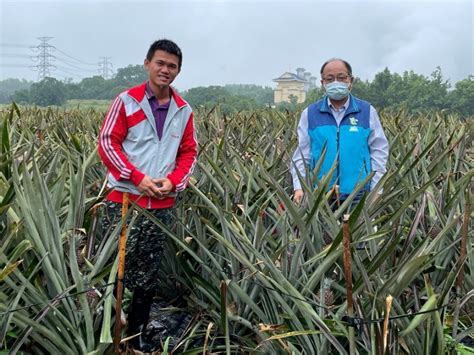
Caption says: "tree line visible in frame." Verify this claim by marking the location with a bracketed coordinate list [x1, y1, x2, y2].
[1, 65, 149, 106]
[302, 67, 473, 117]
[0, 65, 472, 116]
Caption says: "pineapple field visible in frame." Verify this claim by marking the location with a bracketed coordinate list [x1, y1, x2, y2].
[0, 104, 472, 354]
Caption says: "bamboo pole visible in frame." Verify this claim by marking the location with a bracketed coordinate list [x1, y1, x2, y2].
[342, 214, 355, 355]
[113, 193, 129, 353]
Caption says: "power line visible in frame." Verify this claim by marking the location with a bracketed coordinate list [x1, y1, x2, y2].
[54, 47, 97, 66]
[0, 64, 34, 68]
[0, 53, 33, 58]
[1, 40, 114, 81]
[343, 304, 449, 327]
[55, 56, 98, 73]
[1, 52, 97, 73]
[56, 66, 86, 79]
[0, 43, 34, 48]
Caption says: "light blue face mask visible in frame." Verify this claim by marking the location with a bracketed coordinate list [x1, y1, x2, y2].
[324, 81, 350, 100]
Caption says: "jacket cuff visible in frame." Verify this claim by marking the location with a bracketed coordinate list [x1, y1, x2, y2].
[166, 174, 178, 191]
[130, 169, 145, 186]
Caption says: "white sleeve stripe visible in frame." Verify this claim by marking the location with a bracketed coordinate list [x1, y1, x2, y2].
[100, 97, 128, 174]
[176, 127, 197, 191]
[120, 170, 131, 179]
[101, 98, 122, 168]
[174, 120, 197, 191]
[175, 156, 197, 191]
[103, 98, 126, 170]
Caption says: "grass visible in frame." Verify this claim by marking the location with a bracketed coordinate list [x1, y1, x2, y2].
[0, 99, 110, 111]
[64, 99, 110, 111]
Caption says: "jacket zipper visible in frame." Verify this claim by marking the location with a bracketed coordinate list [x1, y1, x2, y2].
[149, 138, 160, 210]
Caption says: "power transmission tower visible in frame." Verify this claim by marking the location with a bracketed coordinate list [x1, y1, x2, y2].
[32, 37, 56, 81]
[98, 57, 113, 79]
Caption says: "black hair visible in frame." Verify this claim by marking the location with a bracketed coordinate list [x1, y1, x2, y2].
[320, 58, 352, 76]
[146, 39, 183, 70]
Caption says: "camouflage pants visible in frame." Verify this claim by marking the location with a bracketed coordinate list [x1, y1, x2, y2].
[102, 201, 175, 292]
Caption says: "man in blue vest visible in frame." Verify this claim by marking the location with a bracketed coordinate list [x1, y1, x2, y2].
[291, 58, 389, 207]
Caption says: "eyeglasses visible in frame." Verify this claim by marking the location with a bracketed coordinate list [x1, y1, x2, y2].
[322, 74, 351, 83]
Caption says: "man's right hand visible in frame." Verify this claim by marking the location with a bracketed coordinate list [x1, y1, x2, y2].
[137, 175, 164, 198]
[293, 189, 304, 204]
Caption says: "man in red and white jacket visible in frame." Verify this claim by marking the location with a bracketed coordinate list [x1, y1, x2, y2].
[98, 39, 197, 349]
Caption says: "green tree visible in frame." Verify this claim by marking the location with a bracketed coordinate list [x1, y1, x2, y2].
[0, 78, 33, 103]
[366, 67, 394, 108]
[79, 76, 110, 99]
[224, 84, 274, 105]
[351, 78, 372, 103]
[29, 77, 66, 106]
[448, 75, 474, 116]
[183, 86, 262, 114]
[184, 86, 229, 108]
[426, 67, 450, 110]
[113, 64, 148, 86]
[11, 88, 31, 104]
[109, 85, 129, 98]
[303, 87, 324, 106]
[383, 72, 405, 108]
[63, 82, 82, 100]
[383, 68, 450, 112]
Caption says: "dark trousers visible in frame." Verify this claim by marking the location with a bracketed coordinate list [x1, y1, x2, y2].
[329, 190, 366, 213]
[102, 201, 175, 335]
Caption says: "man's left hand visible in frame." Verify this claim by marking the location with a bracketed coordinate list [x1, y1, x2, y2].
[154, 177, 174, 197]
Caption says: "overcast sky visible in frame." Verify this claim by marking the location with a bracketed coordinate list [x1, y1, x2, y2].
[0, 0, 472, 90]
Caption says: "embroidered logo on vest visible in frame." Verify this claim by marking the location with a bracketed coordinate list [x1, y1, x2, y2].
[349, 116, 359, 132]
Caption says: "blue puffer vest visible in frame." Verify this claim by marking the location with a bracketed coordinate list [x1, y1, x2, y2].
[307, 95, 372, 199]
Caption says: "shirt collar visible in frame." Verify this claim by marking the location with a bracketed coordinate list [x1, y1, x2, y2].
[145, 81, 155, 99]
[145, 81, 171, 108]
[327, 96, 351, 111]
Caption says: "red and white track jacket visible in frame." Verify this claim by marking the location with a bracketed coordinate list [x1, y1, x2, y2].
[98, 83, 197, 209]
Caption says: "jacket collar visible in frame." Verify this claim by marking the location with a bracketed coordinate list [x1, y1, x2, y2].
[319, 94, 360, 116]
[128, 82, 188, 109]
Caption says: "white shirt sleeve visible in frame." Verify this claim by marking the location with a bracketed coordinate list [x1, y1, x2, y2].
[368, 106, 389, 192]
[290, 108, 311, 191]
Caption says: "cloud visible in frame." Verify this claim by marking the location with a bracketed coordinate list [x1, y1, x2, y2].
[0, 0, 472, 89]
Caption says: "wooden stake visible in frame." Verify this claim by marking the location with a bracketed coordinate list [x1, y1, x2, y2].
[383, 294, 393, 354]
[342, 214, 353, 311]
[342, 214, 355, 355]
[113, 193, 129, 354]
